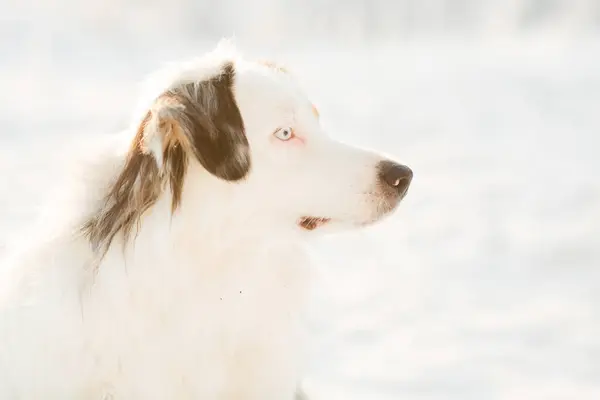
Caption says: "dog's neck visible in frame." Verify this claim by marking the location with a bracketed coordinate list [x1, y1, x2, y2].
[94, 167, 302, 276]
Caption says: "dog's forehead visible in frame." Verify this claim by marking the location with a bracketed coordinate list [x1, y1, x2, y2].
[233, 61, 315, 118]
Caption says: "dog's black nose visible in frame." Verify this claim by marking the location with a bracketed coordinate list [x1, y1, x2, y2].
[378, 160, 413, 194]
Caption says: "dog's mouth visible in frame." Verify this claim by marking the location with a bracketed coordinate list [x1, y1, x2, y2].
[298, 216, 332, 231]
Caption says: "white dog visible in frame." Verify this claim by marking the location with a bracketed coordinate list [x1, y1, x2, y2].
[0, 41, 412, 399]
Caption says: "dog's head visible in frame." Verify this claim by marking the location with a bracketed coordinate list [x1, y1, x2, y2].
[229, 59, 413, 232]
[84, 41, 412, 252]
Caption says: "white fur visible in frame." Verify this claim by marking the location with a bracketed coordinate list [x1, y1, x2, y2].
[0, 41, 408, 399]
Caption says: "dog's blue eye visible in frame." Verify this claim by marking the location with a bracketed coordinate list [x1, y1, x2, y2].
[274, 127, 294, 141]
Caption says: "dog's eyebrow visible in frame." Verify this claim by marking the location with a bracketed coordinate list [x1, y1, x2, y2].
[259, 60, 288, 74]
[311, 104, 319, 118]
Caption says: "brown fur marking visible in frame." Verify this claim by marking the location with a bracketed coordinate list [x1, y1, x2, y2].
[259, 60, 289, 74]
[82, 62, 250, 256]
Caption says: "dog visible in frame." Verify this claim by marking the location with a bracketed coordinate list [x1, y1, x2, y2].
[0, 40, 412, 399]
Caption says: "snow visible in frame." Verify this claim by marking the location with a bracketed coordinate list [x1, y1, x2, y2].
[1, 3, 600, 399]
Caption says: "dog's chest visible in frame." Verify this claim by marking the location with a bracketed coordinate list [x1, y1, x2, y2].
[86, 242, 312, 399]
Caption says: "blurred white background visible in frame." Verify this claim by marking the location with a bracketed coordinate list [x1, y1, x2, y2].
[1, 1, 599, 399]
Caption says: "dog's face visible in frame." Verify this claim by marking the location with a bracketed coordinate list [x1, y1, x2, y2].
[86, 42, 412, 252]
[230, 61, 412, 232]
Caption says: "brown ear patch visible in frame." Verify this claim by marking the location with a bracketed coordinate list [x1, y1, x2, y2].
[82, 62, 250, 256]
[166, 62, 250, 181]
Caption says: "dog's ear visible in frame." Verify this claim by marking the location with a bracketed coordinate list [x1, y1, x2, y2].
[141, 62, 250, 181]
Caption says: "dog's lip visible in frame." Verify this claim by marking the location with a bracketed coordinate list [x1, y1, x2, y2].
[298, 216, 332, 230]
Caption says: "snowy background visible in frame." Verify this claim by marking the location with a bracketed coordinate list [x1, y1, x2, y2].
[1, 1, 600, 399]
